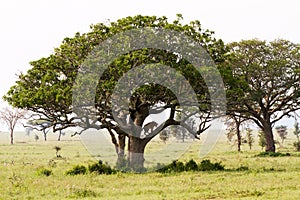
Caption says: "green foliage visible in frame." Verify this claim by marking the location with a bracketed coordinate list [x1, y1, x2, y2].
[245, 128, 254, 150]
[37, 167, 52, 176]
[258, 131, 266, 149]
[198, 159, 225, 171]
[157, 159, 224, 173]
[184, 159, 199, 171]
[65, 165, 87, 175]
[88, 160, 116, 175]
[256, 152, 291, 157]
[157, 160, 185, 173]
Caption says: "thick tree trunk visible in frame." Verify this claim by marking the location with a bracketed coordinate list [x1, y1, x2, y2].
[127, 97, 151, 171]
[128, 136, 147, 171]
[263, 122, 276, 152]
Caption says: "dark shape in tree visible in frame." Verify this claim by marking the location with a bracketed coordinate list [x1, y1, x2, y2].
[227, 39, 300, 152]
[4, 15, 228, 170]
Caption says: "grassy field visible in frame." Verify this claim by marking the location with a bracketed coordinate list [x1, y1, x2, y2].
[0, 130, 299, 199]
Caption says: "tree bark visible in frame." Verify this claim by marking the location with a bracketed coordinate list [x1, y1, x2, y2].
[128, 136, 147, 171]
[10, 129, 14, 145]
[43, 130, 47, 141]
[237, 127, 241, 152]
[263, 121, 276, 152]
[116, 134, 126, 168]
[57, 131, 62, 141]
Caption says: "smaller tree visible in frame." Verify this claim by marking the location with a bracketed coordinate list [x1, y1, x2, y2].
[26, 119, 52, 141]
[34, 134, 39, 142]
[293, 121, 300, 151]
[275, 125, 288, 146]
[25, 127, 33, 136]
[0, 107, 26, 144]
[54, 146, 61, 157]
[258, 131, 266, 150]
[225, 115, 247, 152]
[293, 121, 300, 142]
[245, 128, 254, 150]
[159, 130, 169, 144]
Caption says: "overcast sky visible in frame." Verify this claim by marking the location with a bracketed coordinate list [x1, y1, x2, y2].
[0, 0, 299, 128]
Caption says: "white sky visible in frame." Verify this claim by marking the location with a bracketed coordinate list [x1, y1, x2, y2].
[0, 0, 299, 129]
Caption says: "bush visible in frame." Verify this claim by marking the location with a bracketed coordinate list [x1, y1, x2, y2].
[184, 159, 198, 171]
[65, 165, 87, 175]
[88, 160, 116, 175]
[157, 160, 185, 173]
[157, 159, 225, 173]
[256, 152, 290, 157]
[37, 168, 52, 176]
[198, 159, 224, 171]
[293, 141, 300, 151]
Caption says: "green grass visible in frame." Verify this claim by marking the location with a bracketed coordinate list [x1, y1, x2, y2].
[0, 131, 299, 199]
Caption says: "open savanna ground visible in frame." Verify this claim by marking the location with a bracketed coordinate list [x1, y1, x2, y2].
[0, 130, 299, 200]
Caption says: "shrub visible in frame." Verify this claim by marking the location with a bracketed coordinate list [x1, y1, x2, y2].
[198, 159, 224, 171]
[88, 160, 116, 175]
[65, 165, 87, 175]
[37, 168, 52, 176]
[157, 160, 185, 173]
[184, 159, 198, 171]
[293, 141, 300, 151]
[157, 159, 225, 173]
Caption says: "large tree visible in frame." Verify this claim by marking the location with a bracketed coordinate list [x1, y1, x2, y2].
[4, 15, 228, 170]
[227, 39, 300, 152]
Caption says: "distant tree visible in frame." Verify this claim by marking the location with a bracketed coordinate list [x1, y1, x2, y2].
[25, 127, 33, 136]
[26, 119, 51, 141]
[245, 128, 254, 150]
[54, 146, 61, 157]
[293, 121, 300, 142]
[258, 130, 266, 150]
[225, 115, 248, 152]
[0, 107, 27, 144]
[275, 125, 288, 146]
[159, 130, 169, 144]
[227, 39, 300, 152]
[34, 134, 39, 142]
